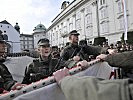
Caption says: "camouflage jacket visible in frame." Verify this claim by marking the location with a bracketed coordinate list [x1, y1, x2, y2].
[60, 44, 108, 68]
[105, 51, 133, 78]
[60, 43, 108, 61]
[0, 63, 16, 91]
[22, 55, 64, 84]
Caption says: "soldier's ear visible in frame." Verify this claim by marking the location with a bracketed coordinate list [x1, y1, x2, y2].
[69, 35, 71, 40]
[37, 48, 40, 52]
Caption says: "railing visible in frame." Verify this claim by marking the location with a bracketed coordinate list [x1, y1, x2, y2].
[0, 59, 101, 100]
[6, 52, 39, 58]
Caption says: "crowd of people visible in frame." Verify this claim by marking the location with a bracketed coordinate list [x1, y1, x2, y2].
[0, 30, 133, 99]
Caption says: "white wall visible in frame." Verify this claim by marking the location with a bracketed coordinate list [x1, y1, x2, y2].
[0, 23, 20, 53]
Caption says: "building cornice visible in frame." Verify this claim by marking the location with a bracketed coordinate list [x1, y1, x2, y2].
[46, 0, 92, 32]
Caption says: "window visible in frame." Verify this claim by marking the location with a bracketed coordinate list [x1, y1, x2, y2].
[118, 1, 123, 13]
[100, 0, 105, 5]
[64, 26, 67, 33]
[85, 6, 91, 15]
[76, 12, 81, 30]
[86, 26, 93, 37]
[100, 8, 108, 19]
[101, 22, 109, 33]
[85, 14, 92, 26]
[69, 23, 73, 32]
[119, 17, 124, 30]
[76, 20, 81, 30]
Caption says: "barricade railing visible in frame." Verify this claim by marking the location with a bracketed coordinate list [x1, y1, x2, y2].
[6, 52, 39, 58]
[0, 59, 101, 100]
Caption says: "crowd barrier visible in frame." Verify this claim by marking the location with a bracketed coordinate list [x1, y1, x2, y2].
[0, 59, 113, 100]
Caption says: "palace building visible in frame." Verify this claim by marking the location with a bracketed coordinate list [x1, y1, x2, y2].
[46, 0, 133, 47]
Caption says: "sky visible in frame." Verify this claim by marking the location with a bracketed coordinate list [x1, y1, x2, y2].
[0, 0, 73, 34]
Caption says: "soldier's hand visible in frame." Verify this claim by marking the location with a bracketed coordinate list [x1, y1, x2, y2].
[107, 49, 117, 55]
[96, 54, 107, 61]
[77, 60, 88, 68]
[11, 83, 27, 90]
[73, 56, 80, 61]
[53, 68, 70, 85]
[0, 88, 9, 95]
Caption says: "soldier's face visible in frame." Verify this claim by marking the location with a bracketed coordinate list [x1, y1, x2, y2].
[38, 46, 51, 57]
[70, 35, 79, 44]
[0, 43, 6, 57]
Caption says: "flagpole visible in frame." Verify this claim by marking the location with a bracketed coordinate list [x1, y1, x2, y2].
[121, 0, 128, 43]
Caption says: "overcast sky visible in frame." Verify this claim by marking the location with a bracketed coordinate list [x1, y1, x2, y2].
[0, 0, 73, 34]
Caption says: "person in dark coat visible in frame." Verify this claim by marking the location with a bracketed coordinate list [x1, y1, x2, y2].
[53, 68, 133, 100]
[53, 51, 133, 100]
[96, 51, 133, 78]
[0, 40, 25, 94]
[60, 30, 116, 67]
[22, 38, 65, 84]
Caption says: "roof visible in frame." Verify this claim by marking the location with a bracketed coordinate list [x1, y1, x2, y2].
[33, 24, 46, 33]
[0, 20, 11, 25]
[20, 34, 33, 37]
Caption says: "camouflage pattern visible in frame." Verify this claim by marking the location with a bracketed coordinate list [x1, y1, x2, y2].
[0, 63, 16, 91]
[22, 55, 64, 84]
[60, 43, 108, 67]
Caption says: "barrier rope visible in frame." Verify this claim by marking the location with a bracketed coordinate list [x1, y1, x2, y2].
[0, 59, 101, 99]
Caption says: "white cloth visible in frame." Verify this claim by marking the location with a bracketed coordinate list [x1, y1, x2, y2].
[4, 56, 33, 82]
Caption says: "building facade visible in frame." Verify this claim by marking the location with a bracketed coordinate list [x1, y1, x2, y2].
[0, 20, 21, 53]
[46, 0, 133, 47]
[20, 34, 34, 51]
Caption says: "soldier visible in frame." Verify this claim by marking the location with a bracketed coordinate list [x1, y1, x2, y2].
[51, 46, 60, 59]
[96, 51, 133, 78]
[60, 30, 116, 67]
[53, 68, 133, 100]
[22, 38, 64, 84]
[0, 40, 25, 93]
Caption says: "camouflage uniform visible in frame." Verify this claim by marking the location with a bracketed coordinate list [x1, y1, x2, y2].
[105, 51, 133, 78]
[22, 55, 64, 84]
[60, 43, 108, 68]
[59, 51, 133, 100]
[61, 43, 108, 61]
[0, 63, 16, 91]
